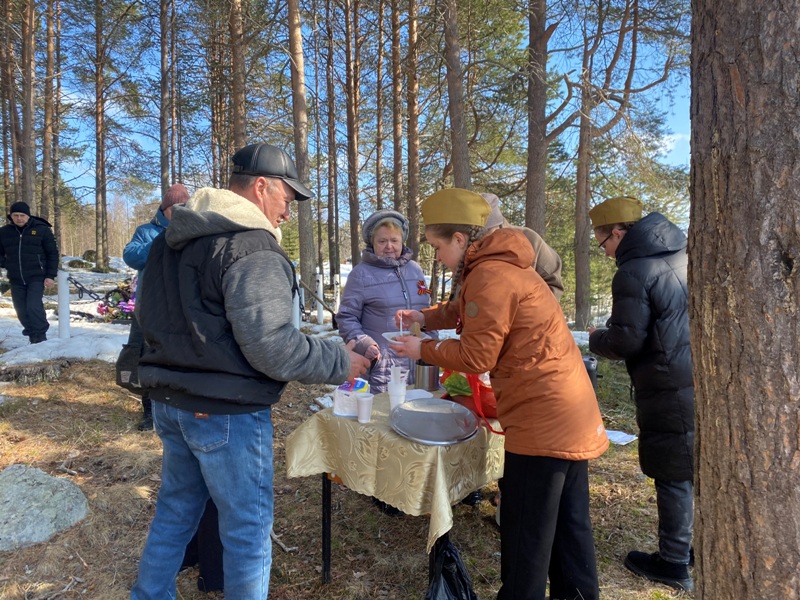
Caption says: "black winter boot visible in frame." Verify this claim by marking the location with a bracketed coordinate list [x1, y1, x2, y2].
[137, 395, 153, 431]
[624, 551, 694, 592]
[460, 490, 482, 506]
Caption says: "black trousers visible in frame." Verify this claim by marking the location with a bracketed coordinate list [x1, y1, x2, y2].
[181, 499, 224, 592]
[126, 313, 151, 412]
[10, 279, 48, 340]
[498, 452, 599, 600]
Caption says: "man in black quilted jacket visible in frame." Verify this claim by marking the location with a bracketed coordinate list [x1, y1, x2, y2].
[0, 201, 59, 343]
[588, 196, 695, 593]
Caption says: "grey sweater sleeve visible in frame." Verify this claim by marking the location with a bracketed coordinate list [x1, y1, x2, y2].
[222, 250, 351, 385]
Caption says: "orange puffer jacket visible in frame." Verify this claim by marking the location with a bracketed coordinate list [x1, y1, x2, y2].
[420, 229, 608, 460]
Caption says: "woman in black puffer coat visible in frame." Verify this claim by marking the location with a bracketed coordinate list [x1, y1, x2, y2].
[588, 196, 695, 592]
[0, 202, 59, 343]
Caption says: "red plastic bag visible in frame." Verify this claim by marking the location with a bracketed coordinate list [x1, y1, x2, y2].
[440, 370, 503, 435]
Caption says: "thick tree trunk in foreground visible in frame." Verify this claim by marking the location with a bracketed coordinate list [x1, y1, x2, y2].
[690, 1, 800, 597]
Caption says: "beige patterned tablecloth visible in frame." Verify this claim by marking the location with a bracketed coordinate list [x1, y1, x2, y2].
[285, 394, 505, 553]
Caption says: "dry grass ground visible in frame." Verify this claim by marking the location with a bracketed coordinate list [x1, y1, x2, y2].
[0, 357, 692, 600]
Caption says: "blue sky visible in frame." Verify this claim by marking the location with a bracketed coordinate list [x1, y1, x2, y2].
[660, 91, 691, 168]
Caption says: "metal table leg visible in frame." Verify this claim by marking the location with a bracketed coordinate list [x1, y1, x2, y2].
[322, 472, 332, 583]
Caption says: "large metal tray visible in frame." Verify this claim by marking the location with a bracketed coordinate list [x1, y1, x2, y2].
[390, 397, 479, 446]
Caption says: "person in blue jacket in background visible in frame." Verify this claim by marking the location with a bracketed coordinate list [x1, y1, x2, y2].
[122, 183, 189, 430]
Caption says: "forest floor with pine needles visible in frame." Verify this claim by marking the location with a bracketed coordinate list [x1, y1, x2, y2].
[0, 354, 692, 600]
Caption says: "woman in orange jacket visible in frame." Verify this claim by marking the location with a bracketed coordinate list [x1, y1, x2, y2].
[393, 188, 608, 600]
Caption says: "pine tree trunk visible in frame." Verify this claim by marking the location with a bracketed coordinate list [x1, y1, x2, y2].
[94, 0, 108, 270]
[170, 0, 179, 182]
[390, 0, 403, 213]
[525, 0, 547, 234]
[443, 0, 470, 190]
[573, 102, 592, 330]
[691, 1, 800, 597]
[159, 0, 169, 195]
[1, 0, 13, 211]
[344, 0, 361, 265]
[325, 0, 339, 282]
[229, 0, 246, 149]
[375, 0, 384, 211]
[20, 0, 36, 211]
[40, 0, 55, 222]
[52, 0, 62, 245]
[288, 0, 316, 286]
[4, 0, 21, 205]
[406, 0, 420, 259]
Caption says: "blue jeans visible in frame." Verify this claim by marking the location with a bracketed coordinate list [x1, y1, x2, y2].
[131, 401, 275, 600]
[655, 479, 693, 564]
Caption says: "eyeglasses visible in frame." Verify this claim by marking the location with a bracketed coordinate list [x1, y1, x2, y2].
[597, 231, 614, 249]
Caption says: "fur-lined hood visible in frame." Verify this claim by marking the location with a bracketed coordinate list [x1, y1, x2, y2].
[165, 187, 282, 250]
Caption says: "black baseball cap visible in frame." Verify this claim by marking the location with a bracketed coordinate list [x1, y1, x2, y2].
[231, 143, 313, 200]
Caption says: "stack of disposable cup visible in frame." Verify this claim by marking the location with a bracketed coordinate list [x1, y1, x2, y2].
[388, 367, 407, 411]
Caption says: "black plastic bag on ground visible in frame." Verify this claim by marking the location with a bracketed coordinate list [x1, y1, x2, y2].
[425, 537, 479, 600]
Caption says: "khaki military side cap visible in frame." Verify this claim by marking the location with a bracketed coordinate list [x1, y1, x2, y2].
[589, 196, 643, 228]
[421, 188, 491, 227]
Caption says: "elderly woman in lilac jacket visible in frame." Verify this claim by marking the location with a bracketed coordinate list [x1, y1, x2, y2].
[336, 209, 433, 392]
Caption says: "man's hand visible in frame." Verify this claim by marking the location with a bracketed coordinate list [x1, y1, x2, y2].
[44, 278, 55, 289]
[345, 340, 371, 382]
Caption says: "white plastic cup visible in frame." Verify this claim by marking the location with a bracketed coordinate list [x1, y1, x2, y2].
[388, 382, 406, 411]
[389, 393, 406, 411]
[356, 393, 374, 423]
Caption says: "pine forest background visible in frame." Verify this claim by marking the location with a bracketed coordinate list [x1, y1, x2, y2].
[0, 0, 691, 327]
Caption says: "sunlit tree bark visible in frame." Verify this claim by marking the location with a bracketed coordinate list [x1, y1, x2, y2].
[375, 0, 385, 210]
[390, 0, 403, 213]
[406, 0, 419, 258]
[229, 0, 246, 149]
[288, 0, 316, 286]
[344, 0, 361, 265]
[52, 0, 62, 244]
[95, 0, 109, 269]
[325, 0, 339, 282]
[40, 0, 56, 221]
[159, 0, 170, 195]
[442, 0, 470, 190]
[20, 0, 35, 211]
[691, 0, 800, 597]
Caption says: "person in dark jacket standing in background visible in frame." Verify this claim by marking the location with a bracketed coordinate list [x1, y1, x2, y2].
[588, 196, 695, 592]
[0, 201, 59, 344]
[129, 143, 369, 600]
[122, 183, 189, 431]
